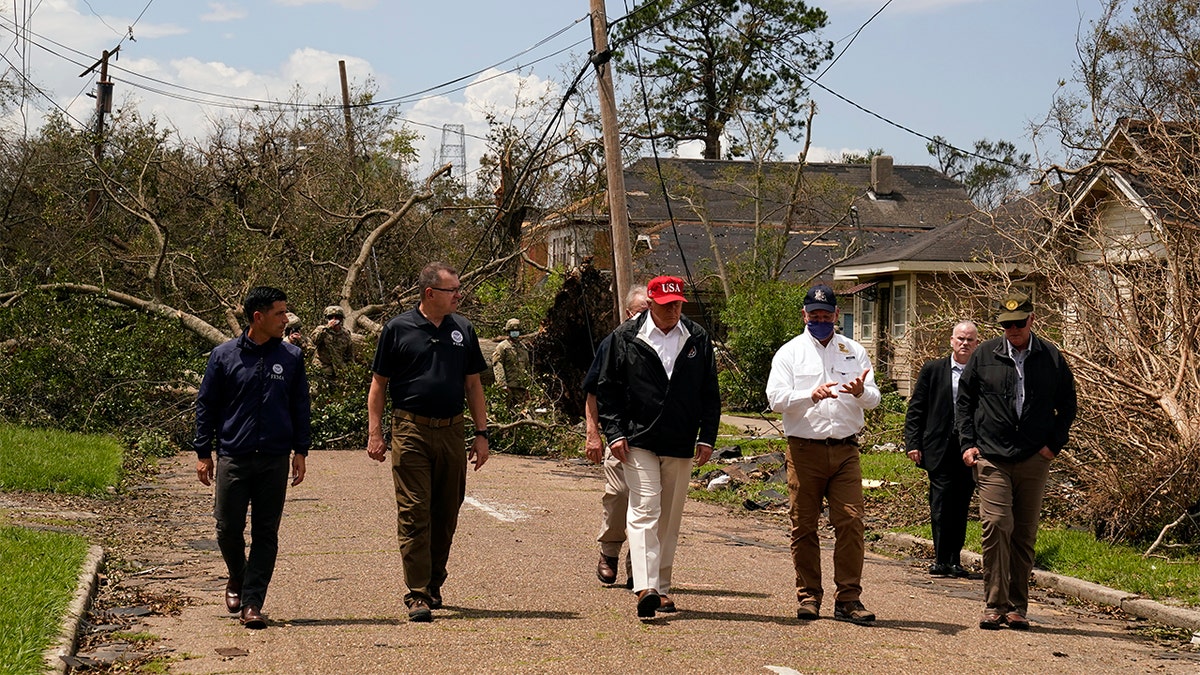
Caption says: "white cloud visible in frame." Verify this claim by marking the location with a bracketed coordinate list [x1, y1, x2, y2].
[404, 68, 561, 178]
[201, 3, 247, 22]
[807, 146, 865, 163]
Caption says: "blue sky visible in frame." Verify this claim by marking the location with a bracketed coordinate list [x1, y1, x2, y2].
[0, 0, 1100, 177]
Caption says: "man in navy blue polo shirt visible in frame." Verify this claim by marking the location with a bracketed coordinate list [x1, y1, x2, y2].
[195, 286, 311, 629]
[367, 261, 490, 623]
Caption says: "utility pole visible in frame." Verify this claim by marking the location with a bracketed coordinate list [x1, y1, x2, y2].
[338, 60, 357, 169]
[81, 46, 118, 223]
[590, 0, 635, 317]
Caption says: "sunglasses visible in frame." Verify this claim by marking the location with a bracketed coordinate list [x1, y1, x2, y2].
[1000, 318, 1028, 329]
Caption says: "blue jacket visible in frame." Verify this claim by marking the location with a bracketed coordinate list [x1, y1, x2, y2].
[194, 331, 311, 459]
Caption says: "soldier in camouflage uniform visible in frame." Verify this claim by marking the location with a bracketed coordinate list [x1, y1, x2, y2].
[492, 318, 531, 407]
[310, 305, 355, 380]
[284, 313, 311, 360]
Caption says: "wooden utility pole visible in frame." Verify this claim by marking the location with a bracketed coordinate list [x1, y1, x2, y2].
[589, 0, 635, 317]
[339, 60, 357, 168]
[82, 46, 118, 223]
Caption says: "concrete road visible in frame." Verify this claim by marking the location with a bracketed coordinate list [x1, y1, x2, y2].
[135, 450, 1195, 675]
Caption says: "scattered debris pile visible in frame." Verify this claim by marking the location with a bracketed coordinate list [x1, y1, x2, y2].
[692, 446, 790, 511]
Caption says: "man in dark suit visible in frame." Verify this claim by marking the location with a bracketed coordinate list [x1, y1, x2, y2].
[904, 321, 979, 577]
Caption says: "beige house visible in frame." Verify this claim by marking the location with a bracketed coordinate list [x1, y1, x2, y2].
[833, 118, 1187, 396]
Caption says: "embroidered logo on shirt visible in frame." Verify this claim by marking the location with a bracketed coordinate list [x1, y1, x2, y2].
[687, 346, 697, 359]
[451, 330, 464, 346]
[838, 343, 849, 353]
[272, 364, 283, 375]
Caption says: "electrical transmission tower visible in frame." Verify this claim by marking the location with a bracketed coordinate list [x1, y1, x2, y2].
[437, 124, 467, 191]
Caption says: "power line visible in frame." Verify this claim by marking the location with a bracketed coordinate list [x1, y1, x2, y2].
[813, 0, 892, 83]
[0, 12, 591, 113]
[721, 15, 1033, 173]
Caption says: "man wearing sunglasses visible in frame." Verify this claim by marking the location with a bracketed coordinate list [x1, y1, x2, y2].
[956, 290, 1076, 631]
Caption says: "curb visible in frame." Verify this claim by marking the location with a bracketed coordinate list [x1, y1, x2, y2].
[879, 532, 1200, 632]
[44, 545, 104, 675]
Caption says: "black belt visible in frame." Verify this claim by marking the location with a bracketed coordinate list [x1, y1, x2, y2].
[797, 435, 858, 446]
[392, 409, 464, 428]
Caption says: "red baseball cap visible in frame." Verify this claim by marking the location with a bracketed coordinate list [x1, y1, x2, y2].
[647, 275, 687, 304]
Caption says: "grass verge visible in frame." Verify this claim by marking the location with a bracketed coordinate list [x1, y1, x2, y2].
[897, 522, 1200, 607]
[0, 424, 123, 495]
[0, 525, 89, 675]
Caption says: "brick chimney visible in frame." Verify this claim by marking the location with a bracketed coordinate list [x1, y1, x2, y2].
[871, 155, 894, 196]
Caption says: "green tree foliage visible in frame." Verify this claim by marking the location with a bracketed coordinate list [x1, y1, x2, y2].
[0, 292, 208, 440]
[613, 0, 833, 160]
[718, 280, 807, 410]
[926, 136, 1031, 209]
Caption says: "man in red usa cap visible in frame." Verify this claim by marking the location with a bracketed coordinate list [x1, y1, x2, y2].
[595, 275, 721, 619]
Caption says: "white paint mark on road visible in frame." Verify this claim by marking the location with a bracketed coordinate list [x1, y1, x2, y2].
[763, 667, 804, 675]
[464, 496, 530, 522]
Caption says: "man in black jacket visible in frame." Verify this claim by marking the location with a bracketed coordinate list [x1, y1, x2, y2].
[905, 321, 979, 578]
[596, 275, 720, 618]
[957, 290, 1076, 631]
[195, 286, 311, 629]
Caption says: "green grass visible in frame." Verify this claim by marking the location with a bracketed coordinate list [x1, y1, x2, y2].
[0, 526, 89, 675]
[860, 449, 923, 484]
[0, 424, 123, 495]
[897, 522, 1200, 606]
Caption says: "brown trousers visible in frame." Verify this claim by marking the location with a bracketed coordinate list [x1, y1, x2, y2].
[390, 414, 467, 606]
[786, 437, 865, 606]
[975, 453, 1051, 615]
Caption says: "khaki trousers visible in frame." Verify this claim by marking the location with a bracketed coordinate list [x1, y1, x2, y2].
[390, 415, 467, 606]
[786, 437, 865, 606]
[597, 448, 631, 563]
[975, 453, 1051, 614]
[625, 447, 692, 594]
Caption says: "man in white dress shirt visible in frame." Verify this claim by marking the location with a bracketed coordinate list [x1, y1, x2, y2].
[596, 275, 720, 619]
[765, 284, 880, 624]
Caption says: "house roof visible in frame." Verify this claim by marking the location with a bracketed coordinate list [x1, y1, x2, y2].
[834, 196, 1049, 279]
[620, 157, 973, 230]
[551, 156, 976, 285]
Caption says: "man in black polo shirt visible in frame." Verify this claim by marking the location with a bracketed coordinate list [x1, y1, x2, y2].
[367, 261, 490, 623]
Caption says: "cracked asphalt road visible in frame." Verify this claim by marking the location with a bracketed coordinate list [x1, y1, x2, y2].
[69, 450, 1200, 674]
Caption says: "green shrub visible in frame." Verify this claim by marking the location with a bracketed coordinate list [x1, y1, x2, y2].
[719, 281, 808, 410]
[0, 292, 207, 436]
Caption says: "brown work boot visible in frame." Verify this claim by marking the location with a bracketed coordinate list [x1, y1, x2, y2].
[1005, 611, 1030, 630]
[833, 600, 875, 625]
[979, 609, 1005, 630]
[796, 600, 820, 621]
[407, 598, 433, 623]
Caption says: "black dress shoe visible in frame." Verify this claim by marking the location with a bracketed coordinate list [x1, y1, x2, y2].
[225, 580, 242, 614]
[928, 563, 951, 577]
[240, 605, 266, 629]
[597, 554, 618, 585]
[949, 564, 970, 578]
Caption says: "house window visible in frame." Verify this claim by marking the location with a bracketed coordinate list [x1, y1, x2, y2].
[841, 312, 854, 339]
[891, 281, 908, 338]
[858, 295, 876, 340]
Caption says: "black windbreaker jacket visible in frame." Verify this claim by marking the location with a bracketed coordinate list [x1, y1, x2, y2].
[595, 312, 721, 458]
[955, 333, 1077, 461]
